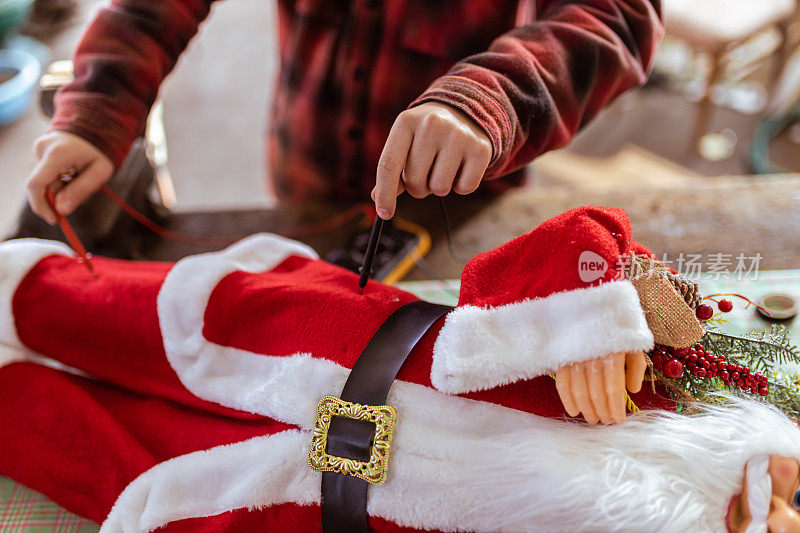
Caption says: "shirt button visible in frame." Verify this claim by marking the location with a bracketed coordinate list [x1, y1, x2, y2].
[347, 127, 362, 140]
[353, 65, 368, 80]
[365, 0, 380, 9]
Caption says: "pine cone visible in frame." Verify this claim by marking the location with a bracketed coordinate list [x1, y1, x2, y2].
[625, 253, 701, 309]
[625, 252, 665, 279]
[665, 271, 701, 310]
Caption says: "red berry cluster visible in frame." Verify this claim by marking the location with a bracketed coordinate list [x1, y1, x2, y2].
[696, 299, 734, 321]
[650, 343, 769, 396]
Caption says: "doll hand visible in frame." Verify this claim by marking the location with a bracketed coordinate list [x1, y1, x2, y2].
[27, 132, 115, 225]
[555, 351, 647, 425]
[372, 102, 492, 219]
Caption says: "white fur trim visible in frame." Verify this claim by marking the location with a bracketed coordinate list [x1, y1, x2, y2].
[430, 281, 654, 394]
[158, 233, 322, 423]
[101, 408, 537, 533]
[102, 394, 800, 533]
[0, 239, 73, 360]
[0, 345, 25, 370]
[744, 455, 771, 533]
[153, 233, 569, 532]
[101, 431, 316, 533]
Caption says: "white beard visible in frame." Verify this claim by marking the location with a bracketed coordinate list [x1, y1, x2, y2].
[449, 395, 800, 532]
[743, 455, 771, 533]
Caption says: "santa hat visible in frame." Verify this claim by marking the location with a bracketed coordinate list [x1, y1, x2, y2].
[431, 205, 654, 394]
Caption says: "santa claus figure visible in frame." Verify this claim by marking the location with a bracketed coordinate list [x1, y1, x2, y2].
[0, 206, 799, 532]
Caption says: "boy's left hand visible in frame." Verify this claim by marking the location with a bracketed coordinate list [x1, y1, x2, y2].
[555, 351, 647, 425]
[372, 102, 492, 220]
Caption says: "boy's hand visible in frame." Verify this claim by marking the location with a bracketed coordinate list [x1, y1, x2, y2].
[372, 102, 492, 220]
[27, 132, 115, 225]
[555, 351, 647, 425]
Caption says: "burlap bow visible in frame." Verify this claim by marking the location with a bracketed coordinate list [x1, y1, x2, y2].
[626, 254, 704, 349]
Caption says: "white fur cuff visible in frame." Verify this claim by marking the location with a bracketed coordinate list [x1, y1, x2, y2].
[0, 239, 74, 350]
[431, 280, 654, 394]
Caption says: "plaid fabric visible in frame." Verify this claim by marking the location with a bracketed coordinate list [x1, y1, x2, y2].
[51, 0, 662, 203]
[0, 476, 97, 532]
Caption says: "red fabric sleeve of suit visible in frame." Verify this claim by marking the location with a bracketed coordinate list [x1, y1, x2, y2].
[410, 0, 663, 176]
[50, 0, 216, 168]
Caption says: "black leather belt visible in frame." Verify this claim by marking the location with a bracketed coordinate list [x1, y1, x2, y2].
[308, 300, 452, 533]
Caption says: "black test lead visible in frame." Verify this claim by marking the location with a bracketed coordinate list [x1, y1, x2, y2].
[358, 215, 385, 294]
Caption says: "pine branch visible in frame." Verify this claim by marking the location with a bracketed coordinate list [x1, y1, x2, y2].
[703, 327, 800, 369]
[654, 326, 800, 422]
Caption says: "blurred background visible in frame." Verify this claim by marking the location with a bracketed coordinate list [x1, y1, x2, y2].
[0, 0, 799, 274]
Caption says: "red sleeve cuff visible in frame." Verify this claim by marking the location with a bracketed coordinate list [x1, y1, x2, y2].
[49, 97, 138, 170]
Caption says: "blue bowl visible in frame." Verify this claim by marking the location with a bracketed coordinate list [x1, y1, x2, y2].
[0, 47, 40, 125]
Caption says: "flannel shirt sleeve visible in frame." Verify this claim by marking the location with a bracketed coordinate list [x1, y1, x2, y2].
[409, 0, 663, 177]
[50, 0, 217, 169]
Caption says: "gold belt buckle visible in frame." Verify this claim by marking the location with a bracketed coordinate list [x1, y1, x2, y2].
[307, 395, 397, 486]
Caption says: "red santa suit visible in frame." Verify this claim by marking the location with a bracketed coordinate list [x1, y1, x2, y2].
[0, 206, 673, 531]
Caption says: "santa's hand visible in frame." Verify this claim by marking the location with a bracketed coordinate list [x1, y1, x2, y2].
[555, 351, 646, 425]
[372, 102, 492, 220]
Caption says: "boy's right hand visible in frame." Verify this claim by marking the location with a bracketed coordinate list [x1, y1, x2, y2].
[26, 132, 114, 225]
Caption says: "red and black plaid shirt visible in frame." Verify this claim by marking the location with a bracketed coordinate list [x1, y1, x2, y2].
[52, 0, 662, 203]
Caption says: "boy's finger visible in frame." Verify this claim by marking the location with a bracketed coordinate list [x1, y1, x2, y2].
[369, 181, 405, 204]
[27, 155, 67, 225]
[54, 160, 110, 216]
[375, 122, 413, 220]
[427, 145, 463, 197]
[453, 146, 490, 195]
[402, 133, 437, 199]
[626, 351, 647, 393]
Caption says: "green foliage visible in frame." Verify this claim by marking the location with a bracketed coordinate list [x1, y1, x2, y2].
[703, 326, 800, 369]
[656, 326, 800, 421]
[705, 326, 800, 420]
